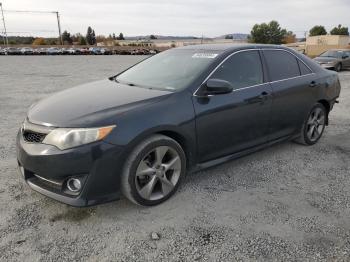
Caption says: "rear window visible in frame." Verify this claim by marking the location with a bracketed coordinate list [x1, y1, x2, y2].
[263, 50, 300, 81]
[298, 60, 312, 75]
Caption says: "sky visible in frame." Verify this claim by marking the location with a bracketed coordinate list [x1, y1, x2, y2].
[1, 0, 349, 38]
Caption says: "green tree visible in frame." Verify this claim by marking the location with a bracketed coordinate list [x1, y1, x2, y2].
[112, 33, 116, 40]
[309, 25, 327, 36]
[330, 24, 349, 36]
[62, 30, 73, 44]
[150, 34, 157, 39]
[86, 26, 96, 45]
[79, 36, 87, 45]
[117, 32, 125, 40]
[248, 21, 287, 44]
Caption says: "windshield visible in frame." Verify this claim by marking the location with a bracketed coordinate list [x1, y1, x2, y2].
[116, 49, 222, 91]
[320, 50, 343, 58]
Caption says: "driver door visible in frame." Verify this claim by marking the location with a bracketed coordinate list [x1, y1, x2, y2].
[192, 50, 273, 163]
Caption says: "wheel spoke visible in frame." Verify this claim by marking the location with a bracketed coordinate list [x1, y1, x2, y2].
[307, 118, 314, 125]
[314, 108, 321, 119]
[163, 156, 180, 171]
[317, 115, 325, 125]
[139, 176, 158, 199]
[307, 125, 315, 139]
[314, 127, 320, 138]
[159, 176, 174, 196]
[136, 160, 155, 177]
[154, 146, 169, 166]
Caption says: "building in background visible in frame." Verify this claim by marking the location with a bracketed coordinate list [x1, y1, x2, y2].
[306, 35, 350, 57]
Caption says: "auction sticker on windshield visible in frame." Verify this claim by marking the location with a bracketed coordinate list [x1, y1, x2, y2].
[192, 53, 218, 59]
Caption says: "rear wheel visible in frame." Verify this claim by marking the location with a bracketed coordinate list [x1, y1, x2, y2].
[335, 63, 342, 72]
[295, 103, 327, 145]
[121, 135, 186, 206]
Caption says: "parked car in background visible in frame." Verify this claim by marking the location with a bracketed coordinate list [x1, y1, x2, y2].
[0, 46, 158, 56]
[67, 47, 81, 55]
[60, 48, 70, 55]
[314, 49, 350, 72]
[17, 44, 341, 207]
[100, 48, 112, 55]
[79, 47, 90, 55]
[34, 48, 47, 55]
[20, 47, 34, 55]
[47, 47, 62, 55]
[7, 47, 22, 55]
[89, 47, 102, 55]
[130, 49, 148, 55]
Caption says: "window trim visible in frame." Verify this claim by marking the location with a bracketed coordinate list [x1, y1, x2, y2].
[193, 48, 314, 97]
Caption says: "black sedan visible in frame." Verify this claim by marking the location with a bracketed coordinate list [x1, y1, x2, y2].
[16, 44, 341, 206]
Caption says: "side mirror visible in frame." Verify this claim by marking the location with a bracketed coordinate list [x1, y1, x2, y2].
[205, 79, 233, 95]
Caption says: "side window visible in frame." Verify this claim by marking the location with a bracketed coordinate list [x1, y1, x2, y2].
[210, 51, 263, 89]
[263, 50, 300, 81]
[298, 60, 312, 75]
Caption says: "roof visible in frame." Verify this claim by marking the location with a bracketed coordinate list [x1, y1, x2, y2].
[177, 43, 287, 52]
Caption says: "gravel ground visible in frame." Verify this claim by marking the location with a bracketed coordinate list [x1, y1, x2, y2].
[0, 56, 349, 261]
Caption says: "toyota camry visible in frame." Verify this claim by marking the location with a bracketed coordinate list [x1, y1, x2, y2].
[16, 44, 341, 206]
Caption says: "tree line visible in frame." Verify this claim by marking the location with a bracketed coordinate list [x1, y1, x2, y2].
[3, 23, 349, 46]
[248, 21, 349, 44]
[13, 26, 126, 46]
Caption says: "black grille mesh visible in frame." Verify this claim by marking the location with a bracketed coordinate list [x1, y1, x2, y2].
[23, 131, 46, 143]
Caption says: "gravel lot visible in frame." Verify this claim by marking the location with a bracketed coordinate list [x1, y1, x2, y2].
[0, 56, 349, 261]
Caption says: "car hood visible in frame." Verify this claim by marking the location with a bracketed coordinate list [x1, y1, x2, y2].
[314, 57, 338, 63]
[28, 79, 172, 127]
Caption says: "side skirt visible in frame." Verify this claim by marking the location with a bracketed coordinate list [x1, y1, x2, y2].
[190, 134, 297, 173]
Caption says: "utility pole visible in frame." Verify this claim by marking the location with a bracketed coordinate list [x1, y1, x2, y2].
[0, 2, 8, 46]
[55, 11, 63, 45]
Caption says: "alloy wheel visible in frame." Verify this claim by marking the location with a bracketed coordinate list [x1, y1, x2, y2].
[306, 107, 325, 142]
[135, 146, 182, 201]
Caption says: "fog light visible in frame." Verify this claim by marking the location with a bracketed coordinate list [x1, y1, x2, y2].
[66, 178, 82, 192]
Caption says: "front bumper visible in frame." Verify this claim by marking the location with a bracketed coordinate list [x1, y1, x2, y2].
[319, 63, 336, 69]
[16, 130, 125, 207]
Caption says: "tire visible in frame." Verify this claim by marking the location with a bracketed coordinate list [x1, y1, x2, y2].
[121, 134, 186, 206]
[294, 103, 327, 145]
[335, 63, 342, 72]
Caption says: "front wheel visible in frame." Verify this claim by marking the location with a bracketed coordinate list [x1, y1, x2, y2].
[121, 135, 186, 206]
[295, 103, 327, 145]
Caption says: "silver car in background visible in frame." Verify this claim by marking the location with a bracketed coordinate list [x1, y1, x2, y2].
[314, 49, 350, 72]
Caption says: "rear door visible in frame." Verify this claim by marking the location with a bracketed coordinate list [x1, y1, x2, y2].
[193, 50, 273, 163]
[343, 51, 350, 68]
[262, 49, 315, 140]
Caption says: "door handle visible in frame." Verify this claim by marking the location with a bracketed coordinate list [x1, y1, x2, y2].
[309, 81, 317, 87]
[258, 91, 270, 100]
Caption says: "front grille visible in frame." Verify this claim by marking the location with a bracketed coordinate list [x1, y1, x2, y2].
[23, 131, 46, 143]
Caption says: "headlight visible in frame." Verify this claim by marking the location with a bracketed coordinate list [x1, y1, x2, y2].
[43, 125, 115, 150]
